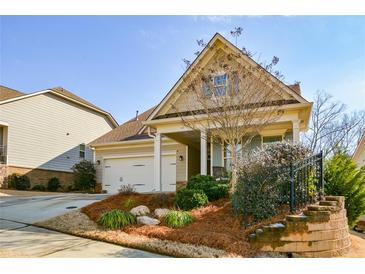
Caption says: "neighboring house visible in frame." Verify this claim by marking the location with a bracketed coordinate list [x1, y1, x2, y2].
[90, 33, 312, 194]
[353, 133, 365, 167]
[0, 85, 118, 188]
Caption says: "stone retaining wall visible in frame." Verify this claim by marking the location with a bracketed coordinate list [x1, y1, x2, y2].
[249, 196, 350, 257]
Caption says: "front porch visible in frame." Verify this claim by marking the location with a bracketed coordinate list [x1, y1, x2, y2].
[152, 119, 301, 189]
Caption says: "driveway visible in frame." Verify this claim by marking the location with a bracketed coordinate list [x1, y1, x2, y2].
[0, 190, 165, 258]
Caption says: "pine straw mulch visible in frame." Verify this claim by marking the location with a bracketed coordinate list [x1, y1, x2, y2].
[80, 193, 290, 257]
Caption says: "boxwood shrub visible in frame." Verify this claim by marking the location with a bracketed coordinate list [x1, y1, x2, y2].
[7, 174, 31, 190]
[47, 177, 61, 192]
[186, 175, 229, 201]
[31, 184, 46, 191]
[174, 188, 209, 210]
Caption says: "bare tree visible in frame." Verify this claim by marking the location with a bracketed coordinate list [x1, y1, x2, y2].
[171, 42, 287, 192]
[302, 91, 365, 157]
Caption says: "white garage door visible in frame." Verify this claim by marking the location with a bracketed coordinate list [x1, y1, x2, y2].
[103, 154, 176, 194]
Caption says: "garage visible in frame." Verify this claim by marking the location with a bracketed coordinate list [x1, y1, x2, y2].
[103, 154, 176, 194]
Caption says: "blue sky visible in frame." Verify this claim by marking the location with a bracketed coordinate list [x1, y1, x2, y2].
[1, 16, 364, 123]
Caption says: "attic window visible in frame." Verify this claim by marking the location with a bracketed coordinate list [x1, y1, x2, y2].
[213, 74, 227, 96]
[79, 144, 86, 158]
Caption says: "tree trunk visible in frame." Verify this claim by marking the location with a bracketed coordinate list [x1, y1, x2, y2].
[230, 143, 238, 194]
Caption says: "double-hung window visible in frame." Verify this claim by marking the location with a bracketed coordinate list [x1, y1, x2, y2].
[79, 143, 86, 159]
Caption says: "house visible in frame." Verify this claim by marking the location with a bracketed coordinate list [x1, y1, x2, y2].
[90, 33, 312, 194]
[353, 133, 365, 167]
[0, 85, 118, 188]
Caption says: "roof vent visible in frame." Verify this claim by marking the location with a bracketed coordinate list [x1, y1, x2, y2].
[135, 110, 139, 120]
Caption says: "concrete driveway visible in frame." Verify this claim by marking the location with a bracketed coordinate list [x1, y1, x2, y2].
[0, 191, 165, 258]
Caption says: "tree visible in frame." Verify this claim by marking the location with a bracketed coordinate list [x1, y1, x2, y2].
[72, 160, 96, 191]
[324, 151, 365, 227]
[302, 91, 365, 157]
[172, 33, 286, 192]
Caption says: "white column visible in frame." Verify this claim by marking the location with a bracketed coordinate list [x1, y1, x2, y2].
[200, 130, 207, 175]
[210, 136, 213, 176]
[154, 133, 162, 191]
[292, 120, 300, 142]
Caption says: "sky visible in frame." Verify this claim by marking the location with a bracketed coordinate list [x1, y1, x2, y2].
[0, 16, 364, 124]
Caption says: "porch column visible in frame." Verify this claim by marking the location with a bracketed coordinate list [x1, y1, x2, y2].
[200, 130, 207, 175]
[154, 133, 162, 191]
[292, 120, 300, 142]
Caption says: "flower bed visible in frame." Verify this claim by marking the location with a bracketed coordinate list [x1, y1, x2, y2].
[79, 193, 289, 257]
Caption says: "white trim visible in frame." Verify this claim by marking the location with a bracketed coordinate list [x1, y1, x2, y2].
[185, 145, 188, 181]
[6, 164, 73, 173]
[102, 151, 176, 160]
[0, 121, 9, 126]
[0, 89, 118, 127]
[91, 138, 178, 148]
[210, 136, 213, 175]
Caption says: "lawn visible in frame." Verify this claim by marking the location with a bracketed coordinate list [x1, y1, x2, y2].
[80, 192, 289, 257]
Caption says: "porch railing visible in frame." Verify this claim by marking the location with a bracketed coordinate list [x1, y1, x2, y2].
[289, 151, 324, 212]
[0, 145, 7, 164]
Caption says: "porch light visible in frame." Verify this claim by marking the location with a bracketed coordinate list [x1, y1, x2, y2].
[179, 155, 184, 161]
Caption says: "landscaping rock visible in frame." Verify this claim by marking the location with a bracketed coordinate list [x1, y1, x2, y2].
[154, 208, 170, 218]
[137, 216, 160, 225]
[130, 205, 150, 216]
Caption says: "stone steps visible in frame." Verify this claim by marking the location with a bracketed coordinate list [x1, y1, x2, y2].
[249, 196, 350, 257]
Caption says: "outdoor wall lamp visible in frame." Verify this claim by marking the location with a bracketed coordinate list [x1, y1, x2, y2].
[179, 155, 184, 161]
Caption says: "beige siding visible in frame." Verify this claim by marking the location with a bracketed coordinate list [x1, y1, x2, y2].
[0, 93, 114, 172]
[94, 141, 187, 184]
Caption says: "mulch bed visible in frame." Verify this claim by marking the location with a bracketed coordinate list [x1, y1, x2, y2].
[81, 193, 289, 257]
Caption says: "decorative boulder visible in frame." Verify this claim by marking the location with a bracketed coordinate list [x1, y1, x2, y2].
[130, 205, 150, 216]
[137, 216, 160, 225]
[154, 208, 170, 218]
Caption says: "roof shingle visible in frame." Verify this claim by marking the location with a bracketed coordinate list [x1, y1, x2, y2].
[90, 106, 156, 145]
[0, 86, 25, 101]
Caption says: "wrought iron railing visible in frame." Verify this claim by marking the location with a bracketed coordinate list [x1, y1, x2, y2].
[0, 145, 7, 164]
[289, 151, 324, 212]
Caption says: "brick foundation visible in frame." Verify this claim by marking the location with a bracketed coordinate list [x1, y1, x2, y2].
[4, 166, 74, 189]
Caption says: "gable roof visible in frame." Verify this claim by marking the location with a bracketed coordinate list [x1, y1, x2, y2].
[0, 85, 25, 101]
[143, 33, 309, 127]
[0, 86, 118, 127]
[90, 106, 156, 145]
[353, 133, 365, 164]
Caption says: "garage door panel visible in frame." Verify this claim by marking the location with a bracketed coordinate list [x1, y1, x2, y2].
[103, 155, 176, 194]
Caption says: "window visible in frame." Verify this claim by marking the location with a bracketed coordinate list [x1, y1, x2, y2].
[223, 142, 242, 171]
[213, 74, 227, 96]
[79, 144, 86, 158]
[262, 136, 283, 144]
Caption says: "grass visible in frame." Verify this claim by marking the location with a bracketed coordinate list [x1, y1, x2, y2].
[164, 210, 194, 228]
[98, 209, 136, 229]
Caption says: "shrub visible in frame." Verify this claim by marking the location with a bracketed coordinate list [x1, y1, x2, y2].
[31, 184, 46, 191]
[72, 160, 96, 191]
[174, 188, 209, 210]
[232, 142, 310, 225]
[324, 152, 365, 228]
[119, 184, 136, 194]
[47, 177, 61, 192]
[98, 209, 137, 229]
[186, 175, 229, 201]
[7, 174, 31, 190]
[164, 210, 194, 228]
[123, 198, 136, 210]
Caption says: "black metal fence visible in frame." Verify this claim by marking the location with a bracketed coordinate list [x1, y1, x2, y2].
[289, 151, 324, 212]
